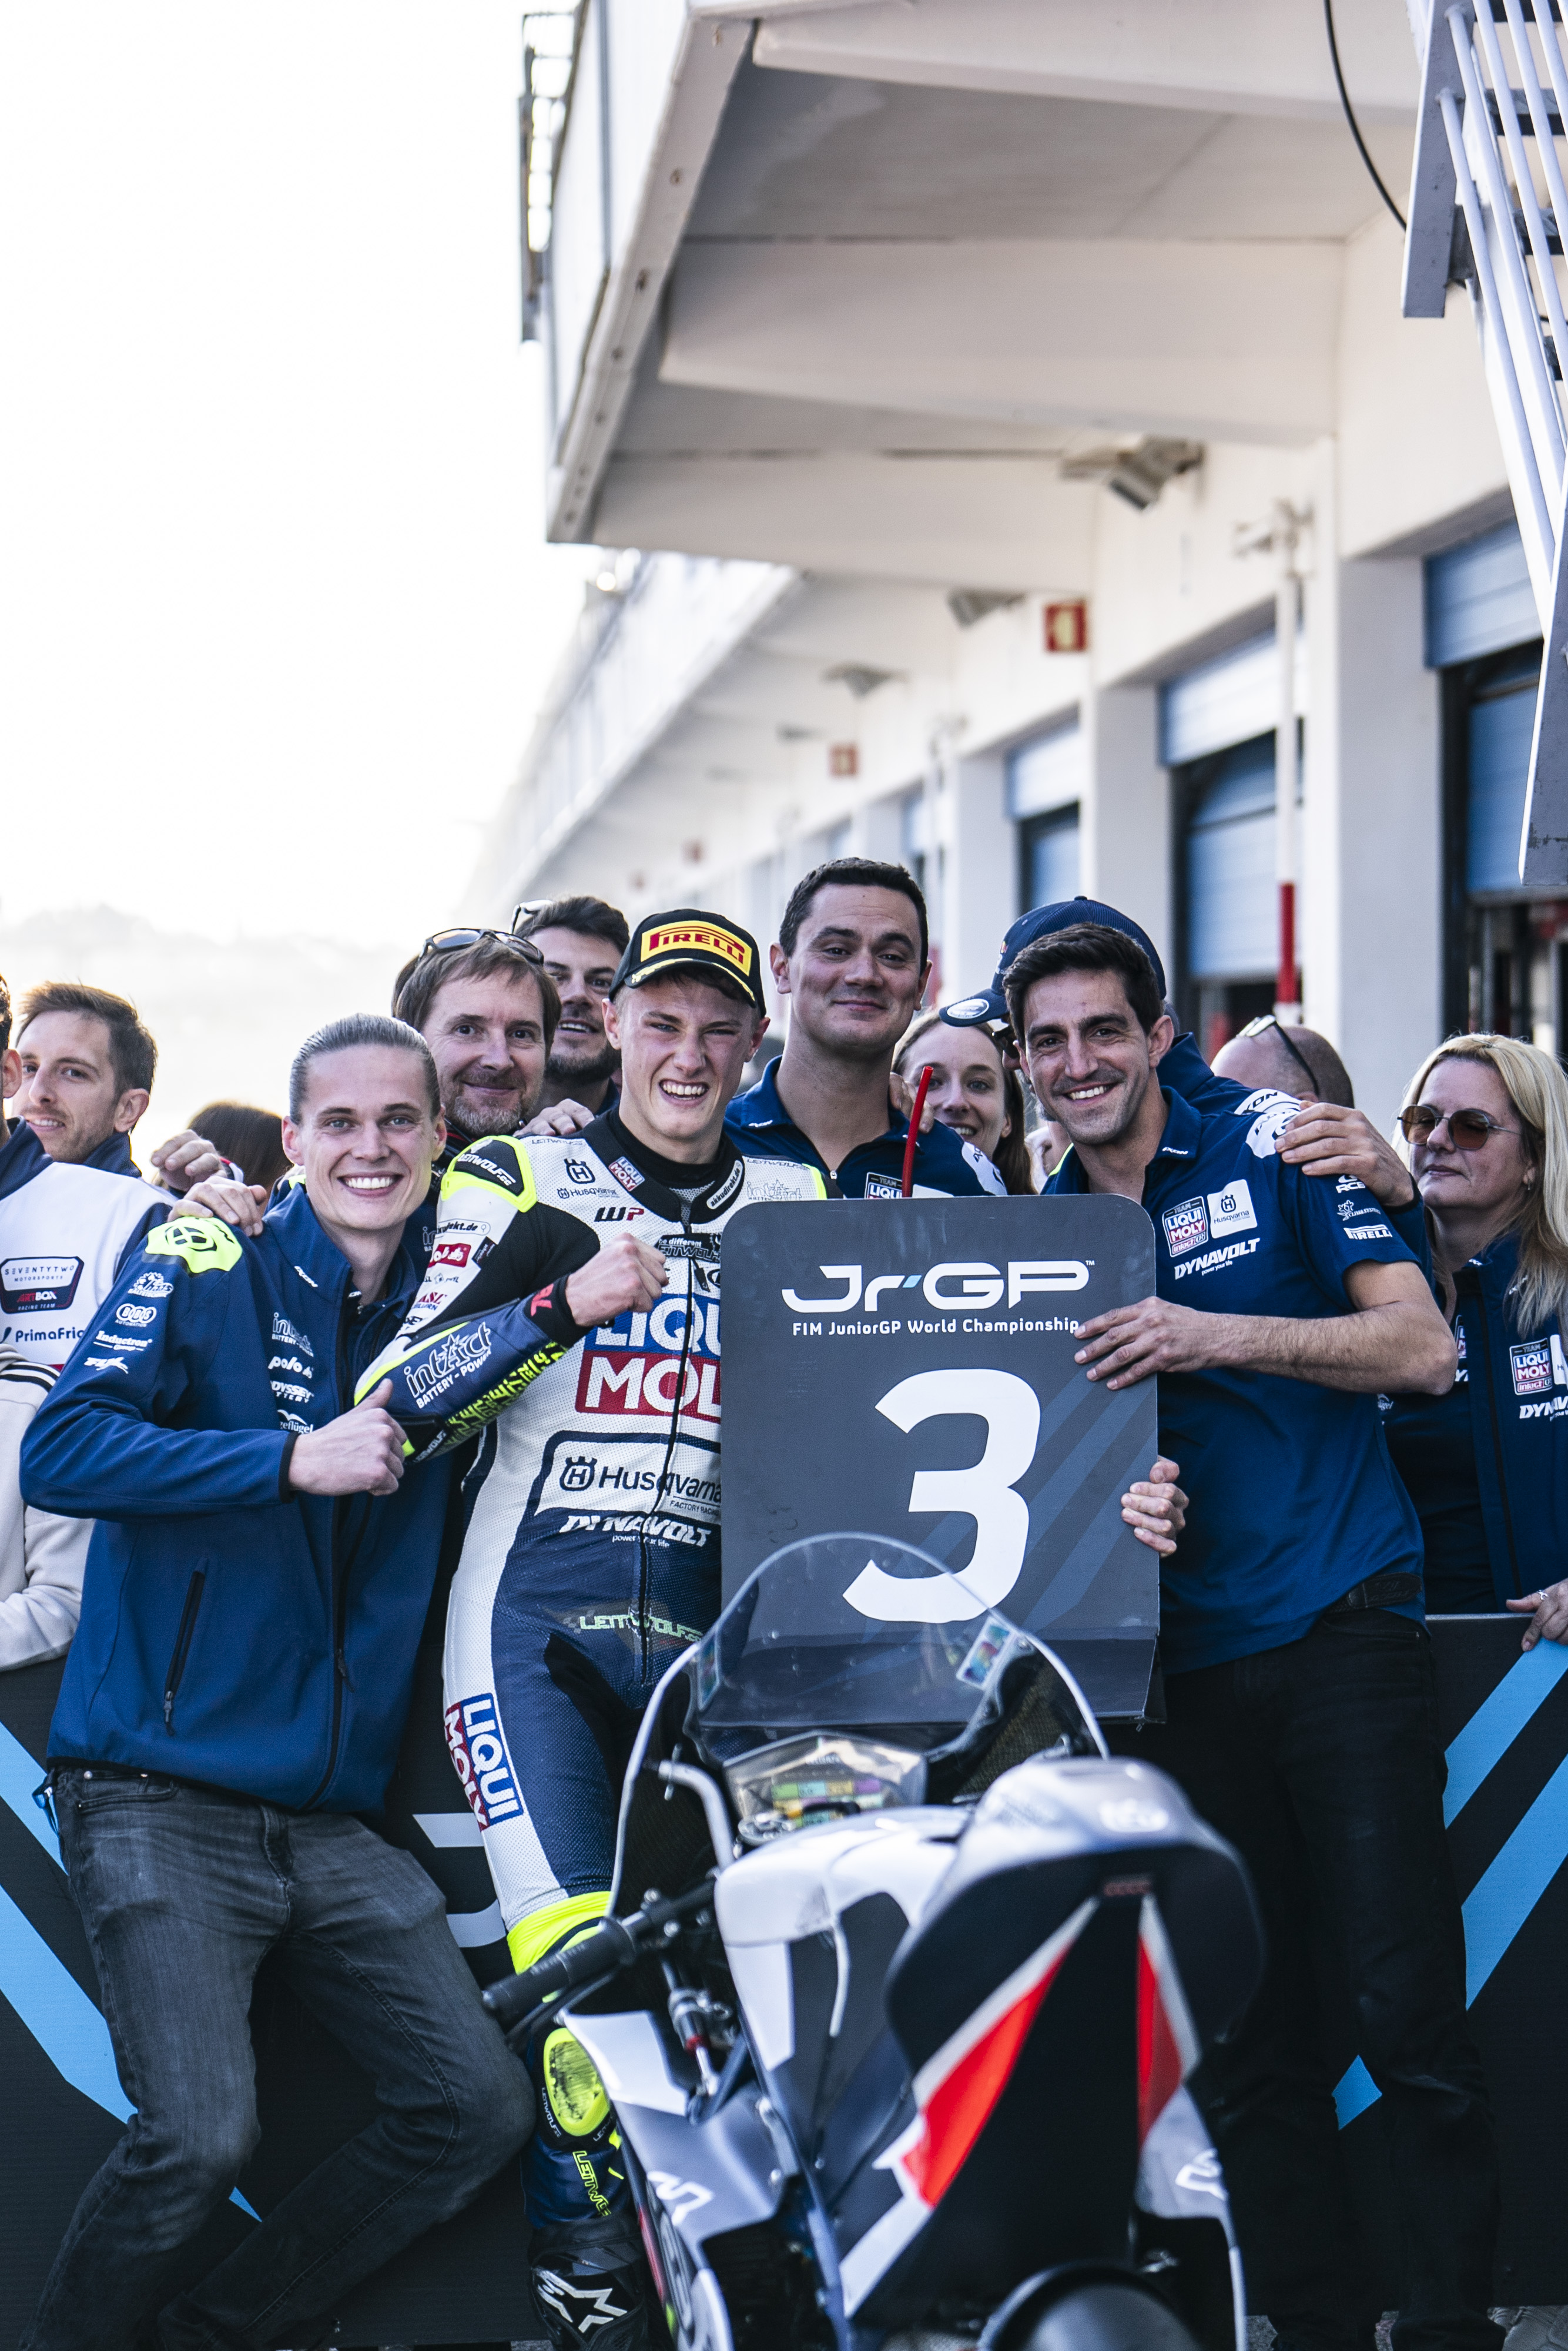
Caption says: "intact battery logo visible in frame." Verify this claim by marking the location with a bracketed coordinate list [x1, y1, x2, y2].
[1511, 1339, 1554, 1397]
[1, 1257, 84, 1313]
[1161, 1200, 1208, 1256]
[404, 1323, 492, 1405]
[444, 1692, 523, 1829]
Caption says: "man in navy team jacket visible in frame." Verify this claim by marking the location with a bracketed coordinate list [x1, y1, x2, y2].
[18, 1013, 534, 2351]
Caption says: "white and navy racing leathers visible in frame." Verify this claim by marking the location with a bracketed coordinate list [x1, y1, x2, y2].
[0, 1122, 166, 1369]
[362, 1111, 824, 1969]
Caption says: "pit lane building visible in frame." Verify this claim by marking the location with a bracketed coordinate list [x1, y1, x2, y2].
[480, 0, 1549, 1127]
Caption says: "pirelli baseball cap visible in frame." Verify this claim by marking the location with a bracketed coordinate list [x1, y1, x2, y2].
[610, 907, 768, 1012]
[940, 896, 1168, 1030]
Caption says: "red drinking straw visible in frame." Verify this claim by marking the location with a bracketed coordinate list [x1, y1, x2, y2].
[902, 1064, 934, 1197]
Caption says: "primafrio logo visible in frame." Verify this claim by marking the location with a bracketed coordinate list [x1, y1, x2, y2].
[443, 1692, 523, 1829]
[780, 1261, 1089, 1314]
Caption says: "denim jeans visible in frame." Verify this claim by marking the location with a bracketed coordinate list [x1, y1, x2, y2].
[1134, 1612, 1500, 2351]
[22, 1770, 533, 2351]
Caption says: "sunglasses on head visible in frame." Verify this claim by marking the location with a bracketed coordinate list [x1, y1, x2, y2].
[1398, 1103, 1517, 1150]
[1236, 1012, 1317, 1090]
[419, 926, 544, 967]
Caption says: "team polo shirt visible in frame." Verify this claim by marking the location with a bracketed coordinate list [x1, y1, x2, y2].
[1048, 1085, 1426, 1673]
[726, 1058, 1004, 1199]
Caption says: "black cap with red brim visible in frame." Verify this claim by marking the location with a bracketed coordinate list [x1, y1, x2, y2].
[939, 896, 1168, 1030]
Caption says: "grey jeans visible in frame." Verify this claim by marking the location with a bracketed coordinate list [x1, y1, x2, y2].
[22, 1769, 533, 2351]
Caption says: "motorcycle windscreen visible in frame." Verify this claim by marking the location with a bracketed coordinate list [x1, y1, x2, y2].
[692, 1533, 1098, 1764]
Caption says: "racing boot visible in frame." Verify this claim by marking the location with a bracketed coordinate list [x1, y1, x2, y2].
[524, 2021, 655, 2349]
[530, 2209, 657, 2351]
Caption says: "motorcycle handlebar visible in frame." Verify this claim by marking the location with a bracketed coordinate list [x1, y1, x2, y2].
[482, 1882, 713, 2034]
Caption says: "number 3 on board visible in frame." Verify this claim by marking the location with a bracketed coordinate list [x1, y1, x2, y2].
[842, 1367, 1041, 1624]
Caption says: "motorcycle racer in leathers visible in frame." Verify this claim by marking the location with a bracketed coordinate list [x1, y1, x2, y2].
[361, 910, 822, 2349]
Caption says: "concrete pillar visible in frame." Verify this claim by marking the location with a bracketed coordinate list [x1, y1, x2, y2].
[1302, 440, 1440, 1127]
[1083, 683, 1170, 979]
[942, 752, 1013, 998]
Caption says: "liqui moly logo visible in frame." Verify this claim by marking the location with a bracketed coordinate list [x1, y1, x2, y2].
[444, 1692, 523, 1830]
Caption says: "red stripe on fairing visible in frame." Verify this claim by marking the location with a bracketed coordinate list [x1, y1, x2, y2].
[1135, 1938, 1186, 2144]
[898, 1935, 1081, 2207]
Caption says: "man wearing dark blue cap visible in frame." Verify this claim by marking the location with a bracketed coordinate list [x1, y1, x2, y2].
[943, 894, 1418, 1216]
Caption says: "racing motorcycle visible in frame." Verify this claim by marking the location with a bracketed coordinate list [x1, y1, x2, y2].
[484, 1536, 1263, 2351]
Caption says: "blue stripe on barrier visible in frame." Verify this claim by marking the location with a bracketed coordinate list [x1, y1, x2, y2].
[0, 1883, 130, 2121]
[1443, 1641, 1568, 1826]
[0, 1721, 62, 1864]
[1462, 1747, 1568, 2002]
[1336, 1641, 1568, 2126]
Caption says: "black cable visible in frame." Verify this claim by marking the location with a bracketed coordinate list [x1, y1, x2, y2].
[1325, 0, 1408, 231]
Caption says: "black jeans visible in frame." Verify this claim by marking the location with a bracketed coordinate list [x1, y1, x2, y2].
[1135, 1612, 1500, 2351]
[23, 1770, 534, 2351]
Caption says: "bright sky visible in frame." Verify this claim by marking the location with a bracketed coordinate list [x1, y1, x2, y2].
[0, 3, 596, 1135]
[0, 2, 592, 952]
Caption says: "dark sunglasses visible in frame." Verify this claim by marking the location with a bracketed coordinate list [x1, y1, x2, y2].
[1398, 1103, 1519, 1150]
[1236, 1012, 1317, 1090]
[419, 926, 544, 967]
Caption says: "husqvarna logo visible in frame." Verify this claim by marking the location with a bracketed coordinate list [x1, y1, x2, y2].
[780, 1260, 1090, 1315]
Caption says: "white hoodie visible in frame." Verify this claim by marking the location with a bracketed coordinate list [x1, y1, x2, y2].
[0, 1349, 91, 1668]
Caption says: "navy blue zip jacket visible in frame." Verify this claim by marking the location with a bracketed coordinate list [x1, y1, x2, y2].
[1405, 1233, 1566, 1606]
[726, 1056, 1005, 1198]
[21, 1185, 457, 1810]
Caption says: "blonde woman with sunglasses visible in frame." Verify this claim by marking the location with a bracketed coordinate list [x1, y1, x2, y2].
[1382, 1035, 1568, 1646]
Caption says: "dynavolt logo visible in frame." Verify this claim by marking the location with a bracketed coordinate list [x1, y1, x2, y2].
[444, 1692, 522, 1828]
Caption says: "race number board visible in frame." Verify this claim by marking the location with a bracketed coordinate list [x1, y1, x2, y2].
[721, 1195, 1160, 1719]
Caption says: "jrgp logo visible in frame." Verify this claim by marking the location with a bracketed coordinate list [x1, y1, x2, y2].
[780, 1260, 1090, 1314]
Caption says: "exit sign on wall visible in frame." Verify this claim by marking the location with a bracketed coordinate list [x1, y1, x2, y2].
[1044, 600, 1088, 653]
